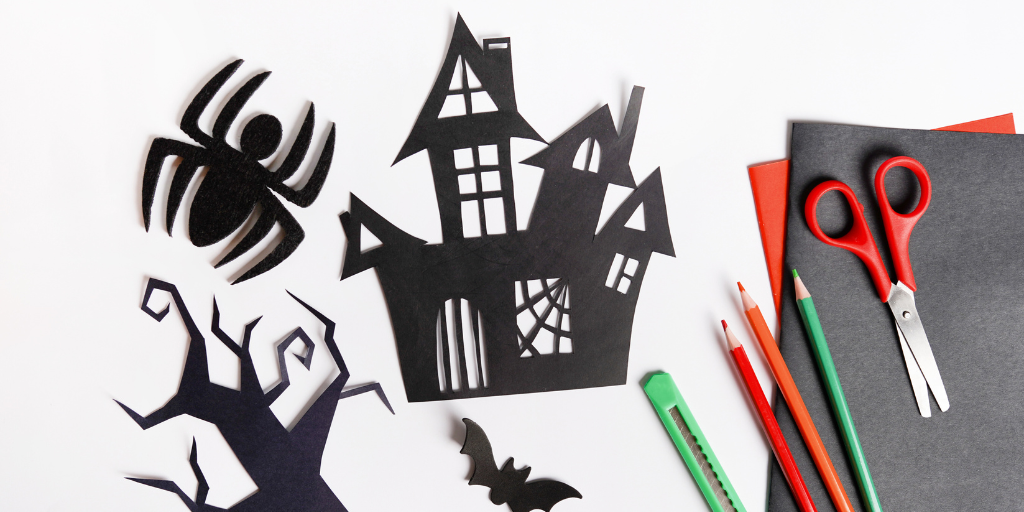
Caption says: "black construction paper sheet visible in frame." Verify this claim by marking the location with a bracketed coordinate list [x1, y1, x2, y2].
[117, 278, 392, 511]
[769, 124, 1024, 511]
[339, 15, 674, 402]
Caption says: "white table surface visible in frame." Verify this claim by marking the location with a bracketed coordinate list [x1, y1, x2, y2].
[2, 1, 1022, 510]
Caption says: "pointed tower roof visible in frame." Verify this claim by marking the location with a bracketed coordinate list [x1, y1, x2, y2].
[596, 168, 675, 257]
[520, 86, 646, 188]
[394, 14, 543, 164]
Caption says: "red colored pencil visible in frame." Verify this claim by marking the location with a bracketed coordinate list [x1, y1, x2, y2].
[722, 320, 818, 512]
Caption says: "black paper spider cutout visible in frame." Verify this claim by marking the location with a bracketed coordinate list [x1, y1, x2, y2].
[142, 59, 336, 284]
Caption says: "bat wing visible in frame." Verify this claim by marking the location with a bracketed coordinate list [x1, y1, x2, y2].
[460, 418, 503, 489]
[508, 480, 582, 512]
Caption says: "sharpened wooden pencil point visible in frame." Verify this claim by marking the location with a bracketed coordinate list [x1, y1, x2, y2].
[738, 282, 757, 311]
[793, 271, 811, 300]
[722, 320, 741, 350]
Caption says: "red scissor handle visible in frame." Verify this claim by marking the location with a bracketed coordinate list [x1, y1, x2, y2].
[874, 156, 931, 292]
[805, 180, 892, 301]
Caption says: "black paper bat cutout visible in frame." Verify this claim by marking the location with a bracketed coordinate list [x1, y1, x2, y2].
[116, 278, 392, 511]
[142, 59, 336, 284]
[460, 418, 581, 512]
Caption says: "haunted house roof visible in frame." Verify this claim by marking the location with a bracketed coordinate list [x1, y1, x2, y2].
[597, 168, 675, 257]
[520, 86, 646, 189]
[394, 14, 544, 164]
[339, 194, 426, 279]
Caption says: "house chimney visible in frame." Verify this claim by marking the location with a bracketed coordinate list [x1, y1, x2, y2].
[618, 87, 644, 157]
[605, 86, 644, 179]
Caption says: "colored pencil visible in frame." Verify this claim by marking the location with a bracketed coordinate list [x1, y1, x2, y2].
[722, 321, 817, 512]
[793, 270, 883, 512]
[738, 282, 855, 512]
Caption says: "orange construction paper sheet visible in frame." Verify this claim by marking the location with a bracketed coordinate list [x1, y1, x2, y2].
[748, 113, 1015, 317]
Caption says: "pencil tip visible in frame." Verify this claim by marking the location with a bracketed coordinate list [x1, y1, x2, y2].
[722, 320, 741, 350]
[793, 272, 811, 300]
[738, 282, 757, 310]
[792, 269, 799, 278]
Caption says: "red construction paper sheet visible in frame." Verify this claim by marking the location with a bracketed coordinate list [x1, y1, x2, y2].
[748, 113, 1015, 317]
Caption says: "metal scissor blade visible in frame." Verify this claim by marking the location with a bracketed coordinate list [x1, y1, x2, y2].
[896, 320, 931, 417]
[888, 281, 950, 412]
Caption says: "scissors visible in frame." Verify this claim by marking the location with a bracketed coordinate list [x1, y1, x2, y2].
[805, 155, 948, 417]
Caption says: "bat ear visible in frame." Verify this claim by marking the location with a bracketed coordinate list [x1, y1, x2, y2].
[501, 458, 531, 480]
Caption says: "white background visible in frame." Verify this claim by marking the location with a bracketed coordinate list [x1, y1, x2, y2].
[1, 1, 1022, 510]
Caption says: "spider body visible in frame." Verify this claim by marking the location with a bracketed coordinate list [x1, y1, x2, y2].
[143, 59, 336, 283]
[188, 125, 279, 247]
[188, 164, 262, 247]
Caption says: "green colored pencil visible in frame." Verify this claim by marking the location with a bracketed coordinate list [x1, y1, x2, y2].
[793, 270, 883, 512]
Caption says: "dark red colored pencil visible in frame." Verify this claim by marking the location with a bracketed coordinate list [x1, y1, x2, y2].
[722, 320, 817, 512]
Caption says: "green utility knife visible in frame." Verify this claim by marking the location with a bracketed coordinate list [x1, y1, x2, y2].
[644, 372, 745, 512]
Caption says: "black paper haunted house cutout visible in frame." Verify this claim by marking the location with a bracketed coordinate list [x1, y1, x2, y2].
[340, 15, 674, 402]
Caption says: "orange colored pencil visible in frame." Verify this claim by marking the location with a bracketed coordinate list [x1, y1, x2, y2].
[738, 282, 855, 512]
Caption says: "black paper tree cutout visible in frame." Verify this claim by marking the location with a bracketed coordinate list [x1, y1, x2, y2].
[142, 59, 337, 284]
[116, 278, 392, 511]
[460, 418, 581, 512]
[339, 15, 675, 402]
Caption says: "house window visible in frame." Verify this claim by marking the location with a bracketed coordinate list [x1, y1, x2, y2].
[572, 137, 601, 172]
[455, 144, 507, 238]
[438, 55, 499, 118]
[605, 253, 639, 294]
[515, 278, 572, 357]
[436, 298, 489, 393]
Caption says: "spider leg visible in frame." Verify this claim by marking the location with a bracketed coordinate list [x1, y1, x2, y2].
[268, 123, 336, 207]
[164, 157, 208, 236]
[230, 194, 305, 284]
[143, 139, 207, 232]
[181, 59, 243, 147]
[212, 71, 271, 141]
[272, 103, 315, 182]
[212, 202, 278, 269]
